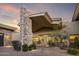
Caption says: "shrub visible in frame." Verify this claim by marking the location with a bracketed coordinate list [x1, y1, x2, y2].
[74, 41, 79, 49]
[67, 48, 78, 55]
[22, 43, 36, 51]
[12, 41, 21, 51]
[28, 44, 36, 51]
[22, 44, 28, 51]
[69, 40, 79, 49]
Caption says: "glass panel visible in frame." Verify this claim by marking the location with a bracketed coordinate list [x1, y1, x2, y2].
[4, 35, 12, 48]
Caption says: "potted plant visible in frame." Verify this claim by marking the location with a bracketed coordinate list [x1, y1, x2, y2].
[12, 40, 21, 51]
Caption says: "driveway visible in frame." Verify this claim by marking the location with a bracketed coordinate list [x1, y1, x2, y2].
[0, 47, 71, 56]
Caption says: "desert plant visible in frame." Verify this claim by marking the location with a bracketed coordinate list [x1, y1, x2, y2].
[67, 48, 78, 55]
[68, 40, 79, 55]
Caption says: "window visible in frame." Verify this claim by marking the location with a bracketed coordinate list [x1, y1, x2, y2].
[4, 35, 11, 47]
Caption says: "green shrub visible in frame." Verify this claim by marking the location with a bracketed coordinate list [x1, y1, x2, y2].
[28, 44, 36, 51]
[67, 48, 78, 55]
[74, 41, 79, 49]
[69, 40, 79, 48]
[12, 41, 21, 51]
[22, 44, 28, 51]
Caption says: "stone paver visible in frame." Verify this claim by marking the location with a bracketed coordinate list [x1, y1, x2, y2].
[0, 47, 71, 56]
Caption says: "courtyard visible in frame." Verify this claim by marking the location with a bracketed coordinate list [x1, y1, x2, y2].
[0, 47, 70, 56]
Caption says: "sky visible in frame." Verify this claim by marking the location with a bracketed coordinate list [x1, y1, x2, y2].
[0, 3, 76, 28]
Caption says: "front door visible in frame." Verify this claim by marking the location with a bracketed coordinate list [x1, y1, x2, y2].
[0, 33, 4, 46]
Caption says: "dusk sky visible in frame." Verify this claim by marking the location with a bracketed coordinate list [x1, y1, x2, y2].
[0, 3, 76, 28]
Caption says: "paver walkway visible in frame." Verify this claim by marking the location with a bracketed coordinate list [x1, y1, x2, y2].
[0, 47, 71, 56]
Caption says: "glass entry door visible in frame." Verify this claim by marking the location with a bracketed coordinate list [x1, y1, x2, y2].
[0, 33, 4, 46]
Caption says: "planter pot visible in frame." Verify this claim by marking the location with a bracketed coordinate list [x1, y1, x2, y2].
[12, 41, 21, 51]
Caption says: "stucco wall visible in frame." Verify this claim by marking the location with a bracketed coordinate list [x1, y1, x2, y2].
[64, 21, 79, 34]
[12, 32, 20, 41]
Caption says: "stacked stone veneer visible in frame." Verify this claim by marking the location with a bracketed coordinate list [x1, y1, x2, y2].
[19, 8, 32, 45]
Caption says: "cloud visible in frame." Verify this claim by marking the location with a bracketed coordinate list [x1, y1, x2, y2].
[0, 4, 20, 28]
[0, 3, 20, 20]
[0, 4, 20, 14]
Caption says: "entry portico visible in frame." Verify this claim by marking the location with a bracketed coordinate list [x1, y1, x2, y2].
[19, 8, 62, 46]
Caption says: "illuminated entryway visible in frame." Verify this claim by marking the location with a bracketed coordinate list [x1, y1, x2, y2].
[32, 33, 62, 47]
[33, 34, 48, 47]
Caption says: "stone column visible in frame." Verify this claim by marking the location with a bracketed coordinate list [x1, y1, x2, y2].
[19, 7, 32, 46]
